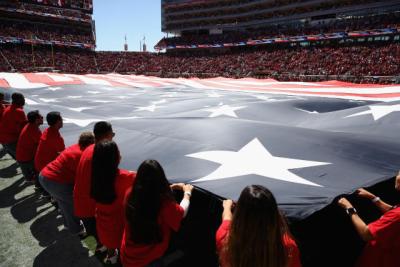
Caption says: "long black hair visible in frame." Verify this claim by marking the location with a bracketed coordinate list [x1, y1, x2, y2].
[227, 185, 289, 267]
[91, 141, 120, 204]
[125, 159, 174, 244]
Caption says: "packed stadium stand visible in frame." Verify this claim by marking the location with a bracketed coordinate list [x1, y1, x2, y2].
[0, 0, 399, 84]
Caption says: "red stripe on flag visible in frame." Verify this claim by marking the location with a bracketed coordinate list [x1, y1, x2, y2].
[0, 78, 10, 88]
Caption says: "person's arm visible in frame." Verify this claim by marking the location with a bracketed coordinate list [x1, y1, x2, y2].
[179, 184, 193, 218]
[222, 199, 234, 221]
[338, 197, 373, 241]
[357, 188, 393, 213]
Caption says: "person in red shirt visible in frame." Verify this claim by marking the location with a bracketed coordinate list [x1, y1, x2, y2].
[0, 92, 27, 159]
[73, 121, 114, 251]
[121, 159, 194, 267]
[0, 92, 7, 121]
[34, 111, 65, 173]
[16, 110, 43, 183]
[216, 185, 302, 267]
[38, 132, 94, 235]
[338, 171, 400, 267]
[90, 141, 136, 264]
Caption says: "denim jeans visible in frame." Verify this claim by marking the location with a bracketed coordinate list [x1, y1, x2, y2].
[17, 160, 36, 181]
[4, 142, 17, 159]
[39, 174, 82, 234]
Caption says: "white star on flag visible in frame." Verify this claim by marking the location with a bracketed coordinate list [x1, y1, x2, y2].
[346, 104, 400, 121]
[205, 104, 246, 118]
[136, 100, 166, 112]
[46, 86, 62, 91]
[68, 107, 93, 112]
[39, 98, 60, 103]
[206, 92, 222, 98]
[187, 138, 330, 186]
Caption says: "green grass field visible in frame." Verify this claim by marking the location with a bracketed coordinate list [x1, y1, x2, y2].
[0, 147, 103, 267]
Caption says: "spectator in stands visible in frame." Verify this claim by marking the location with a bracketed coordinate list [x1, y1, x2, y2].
[337, 172, 400, 267]
[0, 92, 27, 158]
[121, 159, 194, 267]
[34, 111, 65, 173]
[216, 185, 302, 267]
[16, 110, 43, 183]
[38, 132, 94, 236]
[73, 121, 115, 252]
[90, 141, 136, 264]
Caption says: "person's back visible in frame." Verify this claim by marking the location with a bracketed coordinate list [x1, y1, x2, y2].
[90, 141, 136, 264]
[34, 111, 65, 173]
[73, 121, 114, 218]
[41, 144, 85, 184]
[74, 143, 96, 217]
[121, 159, 194, 267]
[121, 195, 185, 267]
[95, 169, 135, 251]
[216, 185, 302, 267]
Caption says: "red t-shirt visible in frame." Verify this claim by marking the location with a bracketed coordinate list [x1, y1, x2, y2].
[41, 144, 85, 184]
[216, 220, 302, 267]
[120, 191, 184, 267]
[95, 169, 136, 249]
[356, 206, 400, 267]
[0, 103, 4, 120]
[73, 144, 95, 218]
[34, 127, 65, 172]
[16, 123, 42, 162]
[0, 104, 27, 144]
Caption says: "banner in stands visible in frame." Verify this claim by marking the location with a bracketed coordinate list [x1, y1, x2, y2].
[155, 28, 398, 50]
[1, 73, 400, 220]
[0, 36, 95, 49]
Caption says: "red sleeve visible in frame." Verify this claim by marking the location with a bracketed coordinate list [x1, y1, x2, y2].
[216, 220, 231, 252]
[284, 234, 302, 267]
[56, 135, 65, 153]
[16, 109, 27, 134]
[368, 208, 400, 239]
[162, 200, 184, 232]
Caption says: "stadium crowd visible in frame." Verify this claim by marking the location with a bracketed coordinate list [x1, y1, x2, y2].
[0, 91, 399, 267]
[0, 0, 92, 20]
[164, 0, 383, 29]
[0, 19, 94, 44]
[160, 13, 400, 47]
[1, 42, 399, 83]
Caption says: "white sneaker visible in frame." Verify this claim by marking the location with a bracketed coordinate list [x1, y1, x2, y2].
[104, 249, 118, 265]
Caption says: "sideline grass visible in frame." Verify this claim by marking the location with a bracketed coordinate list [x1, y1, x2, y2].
[0, 146, 103, 267]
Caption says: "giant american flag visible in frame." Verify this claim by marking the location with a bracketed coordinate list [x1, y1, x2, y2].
[1, 72, 399, 220]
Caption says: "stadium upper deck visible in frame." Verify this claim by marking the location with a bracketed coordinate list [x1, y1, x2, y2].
[0, 0, 95, 50]
[161, 0, 400, 34]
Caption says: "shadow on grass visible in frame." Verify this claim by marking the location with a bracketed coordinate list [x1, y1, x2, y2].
[0, 161, 20, 179]
[32, 233, 103, 267]
[0, 177, 31, 208]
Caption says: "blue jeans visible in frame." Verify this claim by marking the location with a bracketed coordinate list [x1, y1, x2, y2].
[17, 160, 36, 181]
[4, 142, 17, 159]
[39, 174, 82, 234]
